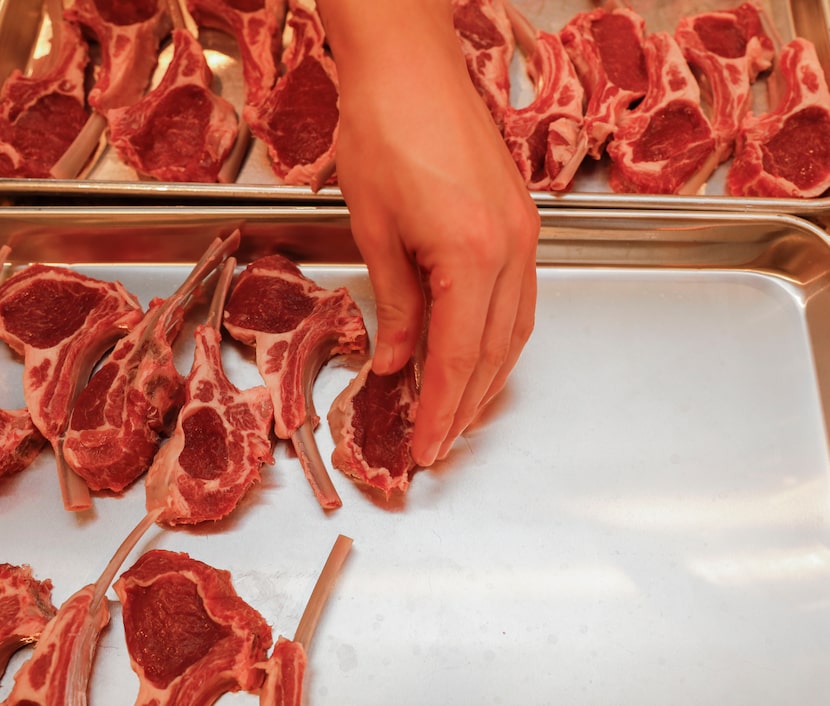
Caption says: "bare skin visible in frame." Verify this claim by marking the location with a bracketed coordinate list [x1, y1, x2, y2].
[316, 0, 540, 467]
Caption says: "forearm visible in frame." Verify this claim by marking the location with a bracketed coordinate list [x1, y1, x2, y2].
[316, 0, 464, 93]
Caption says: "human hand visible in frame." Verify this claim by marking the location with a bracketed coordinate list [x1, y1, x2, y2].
[318, 0, 540, 467]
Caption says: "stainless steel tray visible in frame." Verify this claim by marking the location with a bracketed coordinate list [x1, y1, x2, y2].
[1, 0, 829, 217]
[1, 206, 830, 705]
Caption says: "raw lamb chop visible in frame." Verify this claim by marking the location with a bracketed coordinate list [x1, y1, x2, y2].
[502, 3, 587, 191]
[107, 28, 239, 183]
[328, 358, 419, 497]
[0, 409, 46, 480]
[114, 549, 272, 706]
[145, 257, 274, 525]
[62, 231, 240, 495]
[727, 38, 830, 198]
[675, 2, 774, 162]
[247, 1, 339, 185]
[223, 254, 369, 510]
[259, 533, 352, 706]
[1, 512, 159, 706]
[186, 0, 286, 112]
[560, 6, 648, 159]
[606, 32, 719, 195]
[0, 11, 90, 178]
[0, 564, 57, 680]
[0, 264, 143, 511]
[451, 0, 514, 132]
[53, 0, 173, 178]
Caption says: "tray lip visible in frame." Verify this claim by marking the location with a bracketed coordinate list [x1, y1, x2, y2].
[3, 178, 830, 217]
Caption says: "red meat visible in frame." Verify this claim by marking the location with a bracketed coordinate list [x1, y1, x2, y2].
[259, 638, 306, 706]
[607, 32, 719, 195]
[64, 0, 172, 114]
[502, 3, 587, 191]
[107, 28, 239, 183]
[560, 6, 649, 159]
[452, 0, 514, 132]
[727, 38, 830, 198]
[0, 17, 90, 178]
[328, 358, 419, 497]
[675, 2, 774, 162]
[62, 232, 240, 494]
[223, 254, 369, 509]
[0, 409, 46, 480]
[0, 264, 143, 511]
[114, 549, 272, 706]
[186, 0, 286, 112]
[0, 583, 109, 705]
[0, 564, 57, 680]
[247, 1, 339, 185]
[145, 258, 274, 525]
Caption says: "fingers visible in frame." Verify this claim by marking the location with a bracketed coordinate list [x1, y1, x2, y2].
[436, 255, 537, 460]
[350, 215, 425, 377]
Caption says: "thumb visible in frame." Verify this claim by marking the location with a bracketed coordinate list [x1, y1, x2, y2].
[361, 242, 425, 376]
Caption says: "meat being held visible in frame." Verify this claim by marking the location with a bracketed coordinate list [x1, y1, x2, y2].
[328, 358, 419, 497]
[107, 28, 239, 183]
[451, 0, 514, 132]
[606, 32, 719, 195]
[224, 254, 369, 510]
[247, 1, 339, 185]
[0, 564, 57, 680]
[114, 549, 272, 706]
[727, 38, 830, 198]
[560, 6, 648, 159]
[0, 264, 143, 510]
[502, 3, 587, 191]
[0, 16, 90, 178]
[145, 258, 274, 526]
[62, 232, 240, 495]
[675, 2, 774, 163]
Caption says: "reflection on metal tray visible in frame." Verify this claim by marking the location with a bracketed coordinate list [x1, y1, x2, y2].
[1, 207, 830, 705]
[0, 0, 829, 215]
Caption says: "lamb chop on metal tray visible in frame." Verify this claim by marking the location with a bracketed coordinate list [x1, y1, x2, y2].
[145, 256, 275, 526]
[223, 253, 369, 510]
[0, 247, 144, 512]
[61, 230, 241, 497]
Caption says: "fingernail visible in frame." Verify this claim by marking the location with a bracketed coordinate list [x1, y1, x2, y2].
[415, 441, 441, 468]
[372, 342, 394, 375]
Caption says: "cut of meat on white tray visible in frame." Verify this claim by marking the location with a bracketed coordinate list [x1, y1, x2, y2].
[0, 409, 46, 481]
[0, 4, 90, 179]
[502, 1, 587, 192]
[107, 28, 240, 183]
[246, 1, 339, 187]
[0, 510, 160, 706]
[223, 254, 369, 511]
[113, 548, 273, 706]
[607, 32, 719, 195]
[186, 0, 285, 113]
[0, 260, 144, 512]
[727, 37, 830, 198]
[61, 231, 240, 498]
[258, 534, 353, 706]
[328, 358, 419, 498]
[675, 1, 775, 164]
[53, 0, 173, 179]
[560, 6, 648, 161]
[0, 247, 46, 481]
[145, 257, 275, 526]
[0, 563, 57, 680]
[451, 0, 515, 133]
